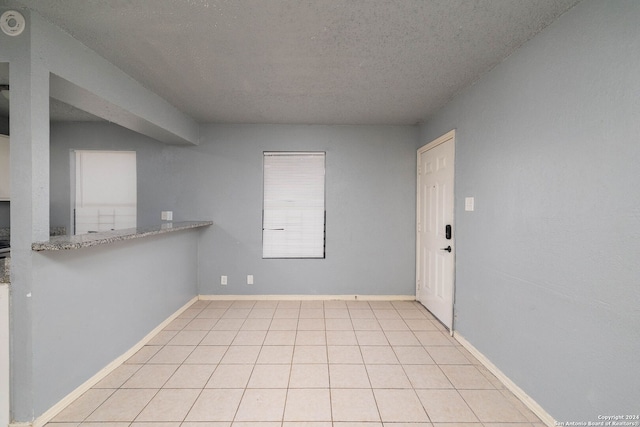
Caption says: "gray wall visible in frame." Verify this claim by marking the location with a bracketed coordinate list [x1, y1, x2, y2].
[181, 124, 417, 296]
[49, 122, 418, 298]
[0, 8, 204, 422]
[31, 230, 200, 415]
[420, 0, 640, 419]
[43, 121, 206, 413]
[50, 121, 184, 231]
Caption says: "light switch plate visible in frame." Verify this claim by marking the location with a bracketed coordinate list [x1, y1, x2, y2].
[465, 197, 475, 212]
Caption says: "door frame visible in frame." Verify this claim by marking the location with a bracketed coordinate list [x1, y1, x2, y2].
[416, 129, 456, 332]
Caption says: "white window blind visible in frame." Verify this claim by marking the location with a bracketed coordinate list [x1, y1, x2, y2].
[263, 152, 326, 258]
[74, 150, 137, 235]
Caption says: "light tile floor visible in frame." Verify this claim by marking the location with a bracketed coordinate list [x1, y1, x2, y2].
[46, 299, 544, 427]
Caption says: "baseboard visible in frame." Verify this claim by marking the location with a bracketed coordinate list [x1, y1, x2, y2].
[199, 294, 416, 301]
[32, 296, 199, 427]
[31, 294, 413, 426]
[453, 332, 556, 426]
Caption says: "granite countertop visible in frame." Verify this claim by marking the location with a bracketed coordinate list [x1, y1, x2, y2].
[0, 226, 66, 240]
[32, 221, 213, 251]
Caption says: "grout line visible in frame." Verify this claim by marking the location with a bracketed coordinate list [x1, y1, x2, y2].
[50, 299, 544, 426]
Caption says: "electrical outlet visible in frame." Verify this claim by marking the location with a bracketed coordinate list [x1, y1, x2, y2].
[247, 275, 254, 285]
[221, 275, 227, 285]
[161, 211, 173, 221]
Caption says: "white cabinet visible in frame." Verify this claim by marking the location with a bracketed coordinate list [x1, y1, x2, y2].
[0, 135, 8, 201]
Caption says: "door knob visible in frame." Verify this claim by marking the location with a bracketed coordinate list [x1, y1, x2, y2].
[440, 246, 452, 253]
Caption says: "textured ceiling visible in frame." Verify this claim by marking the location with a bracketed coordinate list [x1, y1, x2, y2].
[9, 0, 580, 125]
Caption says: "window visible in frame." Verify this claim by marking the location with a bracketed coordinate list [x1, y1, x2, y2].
[262, 152, 325, 258]
[73, 150, 137, 234]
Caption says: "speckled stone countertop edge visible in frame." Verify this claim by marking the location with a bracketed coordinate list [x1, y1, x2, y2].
[31, 221, 213, 252]
[1, 226, 67, 240]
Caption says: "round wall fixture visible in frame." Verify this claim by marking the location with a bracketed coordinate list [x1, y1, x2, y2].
[1, 10, 26, 36]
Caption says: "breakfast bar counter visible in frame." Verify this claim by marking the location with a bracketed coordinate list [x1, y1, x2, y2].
[32, 221, 213, 251]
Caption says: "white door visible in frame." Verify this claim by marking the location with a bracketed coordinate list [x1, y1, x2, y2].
[416, 130, 455, 330]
